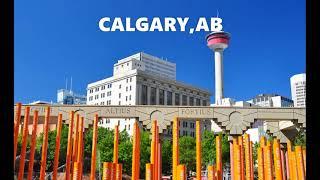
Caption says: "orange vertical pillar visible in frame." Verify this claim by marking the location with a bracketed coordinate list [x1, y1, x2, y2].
[263, 145, 272, 180]
[77, 116, 84, 180]
[285, 151, 290, 179]
[116, 163, 122, 180]
[230, 141, 234, 180]
[72, 114, 80, 164]
[17, 106, 30, 180]
[14, 103, 22, 165]
[90, 114, 99, 180]
[150, 120, 157, 179]
[111, 163, 116, 180]
[249, 141, 254, 180]
[291, 150, 298, 180]
[196, 120, 201, 180]
[73, 162, 80, 180]
[302, 148, 306, 173]
[216, 135, 223, 180]
[244, 134, 251, 180]
[52, 114, 63, 180]
[102, 162, 113, 180]
[113, 125, 119, 163]
[177, 164, 187, 180]
[295, 146, 305, 180]
[273, 139, 283, 180]
[238, 136, 244, 180]
[27, 110, 39, 180]
[257, 147, 264, 180]
[146, 163, 153, 180]
[158, 140, 162, 180]
[280, 149, 286, 180]
[39, 106, 51, 180]
[155, 125, 159, 180]
[66, 111, 75, 180]
[234, 144, 241, 180]
[233, 137, 238, 180]
[172, 117, 179, 180]
[208, 165, 217, 180]
[132, 121, 140, 180]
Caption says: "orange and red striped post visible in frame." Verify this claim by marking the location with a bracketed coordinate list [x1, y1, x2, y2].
[52, 113, 63, 180]
[234, 144, 241, 180]
[17, 107, 30, 180]
[111, 163, 116, 180]
[39, 106, 51, 180]
[116, 163, 122, 180]
[150, 120, 157, 179]
[273, 139, 283, 180]
[230, 140, 234, 180]
[72, 162, 80, 180]
[295, 146, 305, 180]
[238, 136, 244, 180]
[216, 135, 223, 180]
[90, 114, 99, 180]
[113, 125, 119, 163]
[77, 116, 84, 180]
[155, 124, 159, 180]
[244, 134, 251, 180]
[14, 102, 22, 165]
[208, 165, 217, 180]
[280, 149, 286, 180]
[249, 141, 254, 180]
[263, 145, 272, 180]
[27, 110, 39, 180]
[172, 117, 179, 180]
[102, 162, 113, 180]
[72, 114, 80, 163]
[257, 147, 264, 180]
[302, 147, 306, 173]
[177, 164, 187, 180]
[233, 137, 239, 180]
[146, 163, 153, 180]
[66, 111, 75, 180]
[196, 120, 201, 180]
[131, 121, 140, 180]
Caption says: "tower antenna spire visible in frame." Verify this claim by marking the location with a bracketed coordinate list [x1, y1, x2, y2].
[70, 76, 73, 93]
[217, 9, 219, 18]
[65, 77, 68, 90]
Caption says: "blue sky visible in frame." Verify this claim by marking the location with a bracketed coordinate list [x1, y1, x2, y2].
[14, 0, 305, 104]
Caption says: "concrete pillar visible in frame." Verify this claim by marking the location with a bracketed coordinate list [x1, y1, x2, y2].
[172, 117, 179, 180]
[179, 94, 182, 106]
[196, 120, 201, 180]
[27, 110, 39, 180]
[156, 88, 160, 105]
[13, 103, 22, 166]
[52, 114, 63, 180]
[113, 125, 119, 163]
[147, 86, 151, 105]
[164, 90, 168, 105]
[18, 107, 30, 180]
[66, 111, 75, 180]
[214, 49, 224, 105]
[90, 114, 99, 180]
[39, 107, 51, 180]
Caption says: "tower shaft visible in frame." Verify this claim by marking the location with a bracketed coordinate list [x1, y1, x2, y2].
[214, 49, 224, 105]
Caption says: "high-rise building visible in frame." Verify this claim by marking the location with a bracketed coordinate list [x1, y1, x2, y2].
[87, 52, 211, 136]
[290, 73, 306, 107]
[57, 89, 86, 105]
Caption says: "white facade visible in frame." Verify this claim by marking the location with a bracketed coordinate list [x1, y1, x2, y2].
[87, 52, 210, 136]
[290, 73, 306, 107]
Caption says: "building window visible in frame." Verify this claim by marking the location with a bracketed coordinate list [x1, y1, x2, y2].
[119, 101, 121, 105]
[141, 85, 148, 105]
[182, 95, 187, 105]
[101, 93, 105, 98]
[126, 96, 128, 101]
[101, 86, 105, 90]
[129, 95, 131, 100]
[119, 84, 121, 89]
[189, 97, 194, 106]
[130, 78, 132, 82]
[89, 96, 93, 101]
[119, 93, 121, 98]
[150, 87, 156, 105]
[130, 86, 132, 91]
[127, 63, 129, 66]
[175, 93, 180, 105]
[159, 89, 165, 105]
[167, 91, 173, 105]
[196, 98, 200, 106]
[126, 79, 129, 83]
[95, 95, 99, 99]
[95, 87, 99, 92]
[126, 87, 128, 92]
[202, 100, 207, 106]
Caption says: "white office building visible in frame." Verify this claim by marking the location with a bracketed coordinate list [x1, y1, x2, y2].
[290, 73, 306, 107]
[87, 52, 211, 136]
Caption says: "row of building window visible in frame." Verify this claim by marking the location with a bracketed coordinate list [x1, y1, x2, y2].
[89, 84, 112, 93]
[141, 85, 207, 106]
[88, 91, 112, 101]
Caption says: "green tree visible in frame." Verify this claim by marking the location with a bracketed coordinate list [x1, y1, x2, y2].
[161, 139, 172, 175]
[179, 136, 196, 172]
[139, 130, 151, 178]
[294, 130, 306, 147]
[202, 130, 216, 166]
